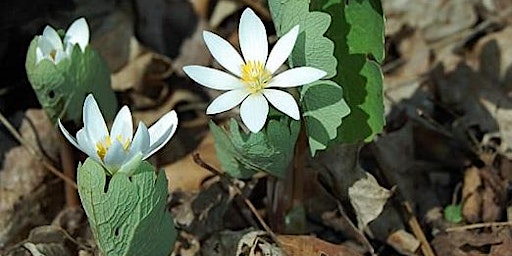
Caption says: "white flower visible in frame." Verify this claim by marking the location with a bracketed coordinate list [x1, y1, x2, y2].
[58, 94, 178, 175]
[183, 8, 326, 133]
[36, 17, 89, 64]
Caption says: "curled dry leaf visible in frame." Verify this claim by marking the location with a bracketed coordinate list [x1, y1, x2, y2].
[462, 166, 482, 223]
[348, 173, 391, 230]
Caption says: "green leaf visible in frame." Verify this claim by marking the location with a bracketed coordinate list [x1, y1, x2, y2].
[269, 0, 336, 79]
[78, 158, 176, 256]
[26, 38, 117, 125]
[210, 117, 300, 179]
[269, 0, 351, 155]
[301, 80, 350, 155]
[444, 204, 463, 224]
[314, 0, 385, 143]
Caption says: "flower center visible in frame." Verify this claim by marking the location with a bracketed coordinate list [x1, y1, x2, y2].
[49, 49, 57, 61]
[240, 61, 272, 94]
[96, 135, 131, 161]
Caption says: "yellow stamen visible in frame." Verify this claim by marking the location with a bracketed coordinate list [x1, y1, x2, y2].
[49, 49, 57, 60]
[96, 136, 111, 161]
[95, 135, 131, 161]
[240, 61, 272, 94]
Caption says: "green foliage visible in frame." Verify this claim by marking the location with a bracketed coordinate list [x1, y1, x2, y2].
[268, 0, 351, 155]
[313, 0, 385, 143]
[301, 80, 350, 154]
[78, 158, 176, 256]
[26, 39, 117, 125]
[210, 117, 300, 178]
[444, 204, 463, 224]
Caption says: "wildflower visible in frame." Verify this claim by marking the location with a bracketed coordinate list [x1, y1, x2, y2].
[59, 94, 178, 175]
[36, 17, 89, 64]
[183, 8, 326, 133]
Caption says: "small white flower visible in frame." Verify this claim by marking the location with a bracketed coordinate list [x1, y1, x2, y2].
[36, 17, 89, 64]
[59, 94, 178, 175]
[183, 8, 326, 133]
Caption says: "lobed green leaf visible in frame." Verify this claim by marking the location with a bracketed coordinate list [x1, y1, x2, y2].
[78, 159, 176, 256]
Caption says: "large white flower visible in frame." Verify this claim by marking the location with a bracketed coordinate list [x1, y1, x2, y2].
[183, 8, 326, 133]
[36, 17, 89, 64]
[59, 94, 178, 175]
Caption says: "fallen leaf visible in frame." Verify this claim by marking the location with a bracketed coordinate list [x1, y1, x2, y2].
[277, 235, 363, 256]
[164, 132, 218, 192]
[348, 173, 391, 230]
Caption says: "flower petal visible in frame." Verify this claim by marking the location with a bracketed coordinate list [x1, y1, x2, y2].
[76, 129, 101, 162]
[268, 67, 326, 88]
[203, 31, 244, 76]
[146, 110, 178, 159]
[103, 139, 128, 174]
[129, 121, 150, 157]
[183, 66, 245, 90]
[64, 17, 89, 52]
[263, 89, 300, 120]
[206, 89, 250, 115]
[53, 49, 67, 64]
[239, 8, 268, 64]
[266, 25, 299, 74]
[118, 152, 144, 176]
[35, 48, 45, 64]
[240, 94, 268, 133]
[58, 120, 81, 150]
[83, 94, 109, 144]
[42, 26, 63, 51]
[110, 106, 133, 142]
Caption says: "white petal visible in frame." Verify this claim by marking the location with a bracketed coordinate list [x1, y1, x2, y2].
[206, 89, 250, 114]
[266, 25, 299, 74]
[42, 26, 63, 51]
[183, 66, 244, 90]
[53, 49, 67, 64]
[263, 89, 300, 120]
[35, 37, 57, 63]
[240, 94, 268, 133]
[110, 106, 133, 142]
[76, 129, 101, 162]
[35, 48, 44, 64]
[146, 110, 178, 159]
[83, 94, 109, 144]
[64, 17, 89, 52]
[117, 152, 144, 176]
[129, 122, 150, 157]
[103, 139, 128, 174]
[239, 8, 268, 64]
[203, 31, 244, 76]
[268, 67, 326, 88]
[58, 120, 81, 150]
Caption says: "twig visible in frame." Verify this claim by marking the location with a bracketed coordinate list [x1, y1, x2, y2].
[446, 221, 512, 232]
[0, 110, 77, 189]
[403, 201, 436, 256]
[336, 202, 376, 256]
[192, 153, 279, 243]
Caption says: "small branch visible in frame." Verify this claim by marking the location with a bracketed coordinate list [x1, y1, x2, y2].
[403, 201, 436, 256]
[337, 203, 376, 256]
[193, 153, 278, 242]
[0, 110, 77, 189]
[446, 221, 512, 232]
